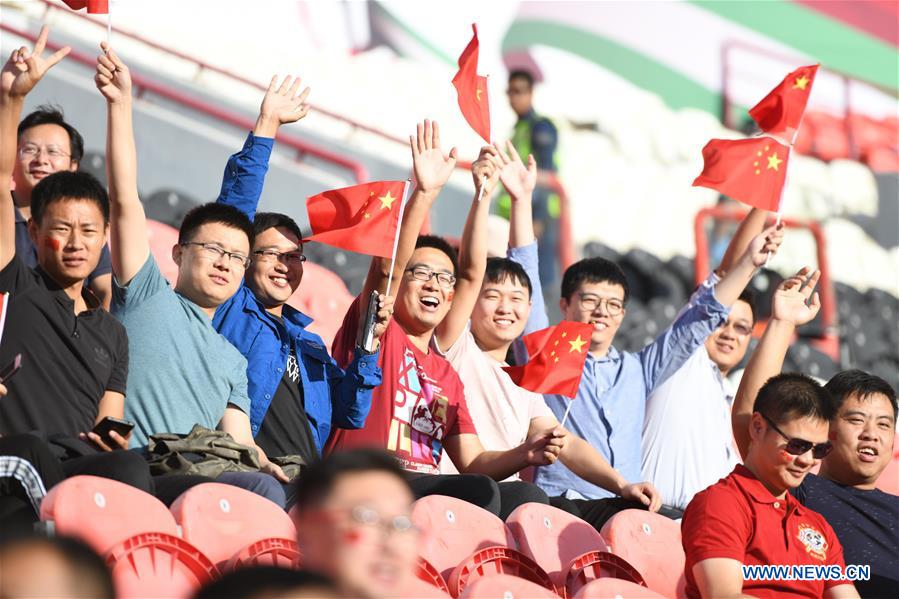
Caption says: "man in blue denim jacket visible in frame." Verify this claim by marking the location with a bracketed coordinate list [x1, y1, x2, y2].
[212, 77, 388, 466]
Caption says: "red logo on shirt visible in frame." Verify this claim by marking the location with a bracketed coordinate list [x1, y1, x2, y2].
[796, 523, 828, 561]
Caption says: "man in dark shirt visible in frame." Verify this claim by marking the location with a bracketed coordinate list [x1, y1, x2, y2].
[0, 27, 151, 529]
[733, 269, 898, 597]
[12, 105, 113, 309]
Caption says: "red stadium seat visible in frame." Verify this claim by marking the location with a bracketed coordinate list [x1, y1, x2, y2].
[400, 576, 454, 598]
[418, 557, 452, 594]
[506, 503, 609, 590]
[287, 261, 354, 348]
[458, 573, 559, 598]
[600, 510, 686, 598]
[563, 550, 647, 597]
[447, 546, 558, 598]
[572, 577, 666, 599]
[40, 475, 178, 554]
[170, 483, 299, 571]
[145, 218, 180, 284]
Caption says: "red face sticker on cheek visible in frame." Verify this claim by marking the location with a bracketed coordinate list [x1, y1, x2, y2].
[778, 449, 794, 464]
[447, 290, 455, 302]
[42, 237, 61, 251]
[342, 529, 363, 545]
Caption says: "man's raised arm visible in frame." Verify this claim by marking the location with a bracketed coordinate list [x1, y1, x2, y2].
[359, 120, 456, 306]
[732, 268, 821, 458]
[435, 146, 500, 350]
[94, 43, 146, 285]
[0, 26, 70, 271]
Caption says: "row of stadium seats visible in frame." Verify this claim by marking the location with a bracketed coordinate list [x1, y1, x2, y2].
[794, 112, 899, 172]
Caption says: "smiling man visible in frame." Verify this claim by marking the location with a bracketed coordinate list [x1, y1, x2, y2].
[732, 269, 898, 596]
[532, 212, 784, 504]
[683, 371, 859, 599]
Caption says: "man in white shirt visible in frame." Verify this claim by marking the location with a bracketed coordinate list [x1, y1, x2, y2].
[641, 208, 767, 513]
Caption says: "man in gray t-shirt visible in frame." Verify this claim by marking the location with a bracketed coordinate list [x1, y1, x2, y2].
[96, 45, 288, 492]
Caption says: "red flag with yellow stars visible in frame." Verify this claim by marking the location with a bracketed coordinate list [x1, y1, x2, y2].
[693, 137, 790, 212]
[502, 321, 594, 398]
[61, 0, 108, 14]
[749, 65, 819, 142]
[304, 181, 406, 258]
[452, 24, 491, 143]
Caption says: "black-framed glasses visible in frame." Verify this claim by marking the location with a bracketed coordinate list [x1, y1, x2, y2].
[180, 242, 251, 269]
[761, 413, 833, 459]
[577, 293, 624, 316]
[406, 266, 456, 289]
[253, 249, 306, 265]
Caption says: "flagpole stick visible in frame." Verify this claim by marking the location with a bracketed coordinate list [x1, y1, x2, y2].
[559, 401, 574, 429]
[385, 179, 413, 298]
[764, 143, 791, 268]
[106, 1, 111, 45]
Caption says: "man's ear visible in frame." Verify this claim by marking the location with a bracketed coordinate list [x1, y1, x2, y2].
[559, 296, 569, 314]
[27, 217, 39, 244]
[68, 160, 79, 173]
[749, 412, 765, 443]
[172, 243, 182, 267]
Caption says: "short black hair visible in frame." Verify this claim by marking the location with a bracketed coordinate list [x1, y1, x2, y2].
[294, 449, 410, 511]
[193, 566, 336, 599]
[415, 234, 459, 275]
[560, 257, 629, 303]
[754, 372, 836, 425]
[0, 534, 114, 599]
[825, 369, 897, 422]
[484, 257, 532, 297]
[18, 104, 85, 164]
[31, 171, 109, 226]
[253, 212, 303, 241]
[508, 69, 535, 88]
[178, 202, 255, 247]
[735, 288, 757, 323]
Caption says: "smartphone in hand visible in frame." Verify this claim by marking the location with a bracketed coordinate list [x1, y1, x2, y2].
[357, 290, 379, 353]
[91, 416, 135, 448]
[0, 354, 22, 384]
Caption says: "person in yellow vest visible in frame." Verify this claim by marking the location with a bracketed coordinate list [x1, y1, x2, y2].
[500, 69, 560, 286]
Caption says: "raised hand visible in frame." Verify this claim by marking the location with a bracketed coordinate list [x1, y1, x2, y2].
[410, 119, 457, 194]
[745, 222, 785, 267]
[259, 75, 311, 126]
[372, 294, 395, 343]
[471, 145, 502, 198]
[94, 42, 131, 104]
[772, 267, 821, 326]
[496, 140, 537, 200]
[523, 426, 566, 466]
[1, 26, 70, 98]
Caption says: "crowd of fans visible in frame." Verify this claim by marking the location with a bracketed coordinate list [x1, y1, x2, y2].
[0, 25, 896, 599]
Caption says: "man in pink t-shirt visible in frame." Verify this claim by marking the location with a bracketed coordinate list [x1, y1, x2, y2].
[432, 142, 661, 528]
[326, 123, 564, 517]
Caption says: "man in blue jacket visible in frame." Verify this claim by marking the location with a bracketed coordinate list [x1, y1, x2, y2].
[213, 76, 388, 475]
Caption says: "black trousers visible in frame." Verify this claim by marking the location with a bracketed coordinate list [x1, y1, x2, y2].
[406, 473, 549, 520]
[550, 495, 684, 530]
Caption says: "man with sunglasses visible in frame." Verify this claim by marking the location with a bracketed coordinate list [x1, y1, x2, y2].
[211, 77, 387, 488]
[732, 269, 898, 596]
[642, 209, 767, 514]
[682, 366, 859, 598]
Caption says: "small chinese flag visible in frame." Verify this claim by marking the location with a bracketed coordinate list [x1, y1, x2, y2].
[452, 24, 491, 143]
[502, 321, 593, 398]
[749, 65, 819, 142]
[304, 181, 406, 258]
[693, 137, 790, 212]
[61, 0, 108, 14]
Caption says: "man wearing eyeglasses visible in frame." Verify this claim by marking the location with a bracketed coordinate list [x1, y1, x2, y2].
[96, 46, 287, 502]
[12, 106, 114, 309]
[641, 208, 768, 514]
[532, 212, 784, 508]
[210, 77, 386, 488]
[682, 368, 859, 598]
[732, 269, 898, 597]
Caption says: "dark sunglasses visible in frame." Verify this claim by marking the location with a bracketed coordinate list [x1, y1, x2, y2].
[761, 414, 833, 459]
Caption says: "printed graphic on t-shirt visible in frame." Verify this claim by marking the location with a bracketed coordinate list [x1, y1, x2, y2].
[797, 523, 828, 561]
[286, 353, 300, 384]
[388, 347, 450, 473]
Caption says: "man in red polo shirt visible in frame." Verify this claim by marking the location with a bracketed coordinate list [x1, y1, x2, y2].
[681, 371, 859, 598]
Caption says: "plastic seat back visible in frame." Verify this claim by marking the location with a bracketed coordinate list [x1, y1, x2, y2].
[106, 532, 217, 599]
[171, 483, 296, 568]
[39, 475, 177, 554]
[411, 495, 513, 581]
[459, 573, 558, 598]
[572, 577, 666, 599]
[506, 503, 609, 588]
[600, 510, 685, 598]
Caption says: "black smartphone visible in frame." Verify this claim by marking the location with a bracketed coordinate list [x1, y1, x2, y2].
[91, 416, 135, 447]
[0, 354, 22, 384]
[357, 290, 380, 353]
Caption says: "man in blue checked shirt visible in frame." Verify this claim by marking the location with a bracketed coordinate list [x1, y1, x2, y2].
[212, 76, 389, 484]
[526, 219, 784, 518]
